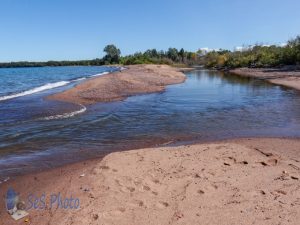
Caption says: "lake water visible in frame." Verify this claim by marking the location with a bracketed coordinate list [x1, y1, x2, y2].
[1, 67, 300, 179]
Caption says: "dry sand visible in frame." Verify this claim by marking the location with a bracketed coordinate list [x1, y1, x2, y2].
[1, 138, 300, 225]
[231, 67, 300, 91]
[48, 64, 186, 105]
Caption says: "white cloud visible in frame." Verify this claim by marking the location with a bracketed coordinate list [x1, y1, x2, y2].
[234, 46, 252, 52]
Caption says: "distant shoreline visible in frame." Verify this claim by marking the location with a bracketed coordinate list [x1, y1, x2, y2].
[230, 67, 300, 91]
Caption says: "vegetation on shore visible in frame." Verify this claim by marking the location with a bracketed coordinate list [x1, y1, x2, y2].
[119, 48, 198, 65]
[0, 45, 199, 68]
[0, 36, 299, 69]
[0, 60, 105, 68]
[202, 36, 300, 69]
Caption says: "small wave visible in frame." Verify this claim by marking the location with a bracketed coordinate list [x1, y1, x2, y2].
[73, 71, 110, 80]
[0, 71, 111, 102]
[90, 71, 109, 77]
[41, 104, 87, 120]
[73, 77, 87, 82]
[0, 81, 70, 101]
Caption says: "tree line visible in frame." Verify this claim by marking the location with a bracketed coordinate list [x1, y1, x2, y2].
[202, 36, 300, 69]
[119, 47, 198, 65]
[0, 45, 200, 68]
[0, 35, 299, 68]
[0, 60, 104, 68]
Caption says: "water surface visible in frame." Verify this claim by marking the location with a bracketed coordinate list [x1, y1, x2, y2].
[1, 68, 300, 178]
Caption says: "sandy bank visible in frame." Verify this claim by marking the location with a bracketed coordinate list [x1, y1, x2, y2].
[48, 64, 186, 105]
[1, 138, 300, 225]
[231, 67, 300, 91]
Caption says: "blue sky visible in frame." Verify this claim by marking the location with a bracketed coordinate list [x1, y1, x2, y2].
[1, 0, 300, 61]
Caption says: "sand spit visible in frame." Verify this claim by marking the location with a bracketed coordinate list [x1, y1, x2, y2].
[48, 64, 187, 105]
[231, 67, 300, 91]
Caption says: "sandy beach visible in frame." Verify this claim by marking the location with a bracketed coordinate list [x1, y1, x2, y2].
[0, 138, 300, 225]
[1, 66, 300, 224]
[1, 0, 300, 224]
[48, 64, 187, 105]
[231, 67, 300, 91]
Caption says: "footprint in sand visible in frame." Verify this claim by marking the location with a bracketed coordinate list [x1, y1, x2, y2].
[289, 163, 300, 171]
[276, 190, 287, 195]
[260, 161, 268, 166]
[267, 158, 278, 166]
[197, 189, 205, 194]
[121, 186, 135, 193]
[228, 156, 237, 163]
[102, 208, 126, 218]
[152, 178, 160, 184]
[92, 165, 110, 175]
[291, 175, 299, 180]
[99, 165, 110, 170]
[156, 201, 169, 209]
[115, 178, 136, 193]
[143, 177, 161, 189]
[128, 200, 145, 208]
[143, 185, 151, 191]
[259, 158, 278, 166]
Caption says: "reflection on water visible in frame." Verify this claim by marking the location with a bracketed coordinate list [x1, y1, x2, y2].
[1, 69, 300, 177]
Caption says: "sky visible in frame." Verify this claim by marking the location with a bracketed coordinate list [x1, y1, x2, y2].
[0, 0, 300, 62]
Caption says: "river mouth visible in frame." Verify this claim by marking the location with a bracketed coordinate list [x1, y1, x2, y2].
[1, 69, 300, 179]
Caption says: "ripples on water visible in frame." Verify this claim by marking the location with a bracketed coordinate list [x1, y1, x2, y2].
[1, 68, 300, 177]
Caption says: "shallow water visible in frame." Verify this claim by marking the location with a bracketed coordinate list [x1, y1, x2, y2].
[1, 68, 300, 178]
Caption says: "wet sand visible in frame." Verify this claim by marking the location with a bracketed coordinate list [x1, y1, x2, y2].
[48, 64, 187, 105]
[1, 138, 300, 225]
[231, 67, 300, 91]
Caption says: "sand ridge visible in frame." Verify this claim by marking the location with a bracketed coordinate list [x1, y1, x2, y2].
[48, 64, 187, 105]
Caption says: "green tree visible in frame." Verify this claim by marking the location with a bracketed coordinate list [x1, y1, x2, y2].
[179, 48, 186, 62]
[103, 44, 121, 64]
[167, 48, 179, 62]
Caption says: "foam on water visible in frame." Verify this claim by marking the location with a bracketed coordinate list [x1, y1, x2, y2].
[41, 104, 87, 120]
[0, 81, 70, 101]
[90, 71, 109, 77]
[0, 70, 115, 102]
[73, 77, 87, 81]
